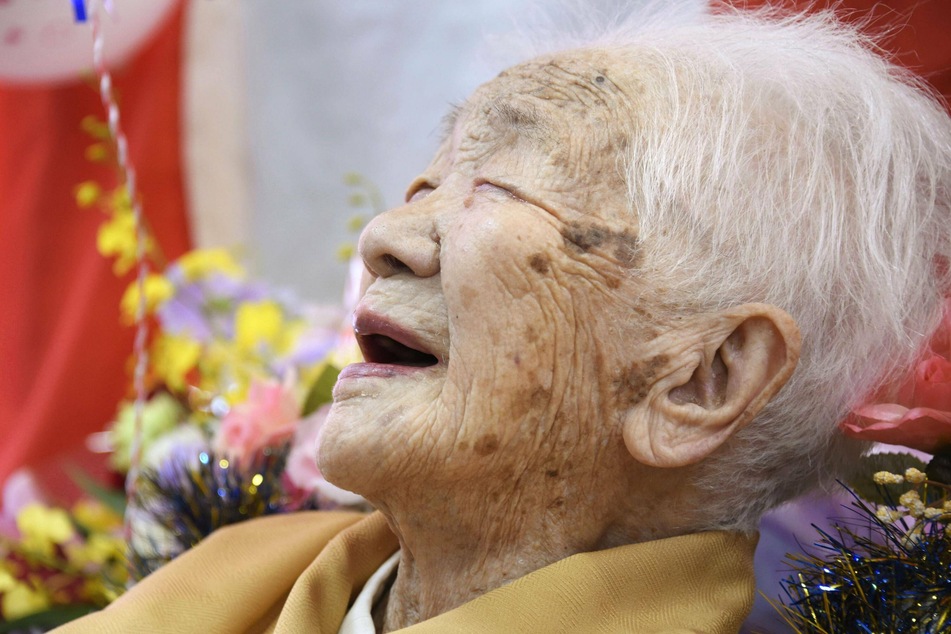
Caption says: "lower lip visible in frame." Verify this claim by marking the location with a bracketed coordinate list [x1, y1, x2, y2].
[337, 363, 427, 380]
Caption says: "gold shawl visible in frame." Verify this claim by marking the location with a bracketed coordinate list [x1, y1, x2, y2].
[55, 511, 757, 633]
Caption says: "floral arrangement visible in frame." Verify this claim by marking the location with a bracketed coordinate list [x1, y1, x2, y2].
[111, 245, 368, 578]
[0, 112, 375, 629]
[774, 464, 951, 633]
[775, 297, 951, 633]
[0, 472, 126, 630]
[840, 297, 951, 455]
[0, 245, 367, 628]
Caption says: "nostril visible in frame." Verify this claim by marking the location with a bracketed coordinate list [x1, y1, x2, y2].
[381, 254, 411, 275]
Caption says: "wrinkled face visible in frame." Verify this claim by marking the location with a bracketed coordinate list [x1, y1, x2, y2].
[320, 49, 667, 500]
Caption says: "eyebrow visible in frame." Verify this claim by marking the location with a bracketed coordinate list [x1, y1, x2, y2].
[491, 101, 551, 135]
[437, 100, 553, 145]
[438, 103, 464, 144]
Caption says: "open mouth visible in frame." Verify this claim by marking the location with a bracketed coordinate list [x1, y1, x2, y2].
[356, 333, 439, 367]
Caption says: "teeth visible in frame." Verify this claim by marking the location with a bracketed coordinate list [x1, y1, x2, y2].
[360, 334, 438, 367]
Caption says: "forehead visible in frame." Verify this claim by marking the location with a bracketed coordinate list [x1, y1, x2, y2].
[472, 50, 635, 122]
[427, 49, 644, 218]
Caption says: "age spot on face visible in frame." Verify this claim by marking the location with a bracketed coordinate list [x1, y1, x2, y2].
[613, 354, 670, 407]
[509, 386, 551, 420]
[458, 285, 479, 309]
[561, 221, 641, 267]
[562, 221, 607, 252]
[528, 253, 550, 274]
[474, 434, 500, 456]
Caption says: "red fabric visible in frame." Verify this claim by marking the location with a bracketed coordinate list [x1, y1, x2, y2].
[0, 3, 192, 499]
[733, 0, 951, 108]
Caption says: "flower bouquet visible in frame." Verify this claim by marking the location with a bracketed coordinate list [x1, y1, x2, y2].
[775, 298, 951, 633]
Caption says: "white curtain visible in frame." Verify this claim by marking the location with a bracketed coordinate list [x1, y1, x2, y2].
[238, 0, 704, 301]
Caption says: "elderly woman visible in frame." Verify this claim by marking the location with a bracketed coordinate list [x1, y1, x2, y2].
[58, 7, 951, 634]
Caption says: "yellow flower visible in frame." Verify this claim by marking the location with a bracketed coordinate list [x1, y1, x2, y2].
[96, 211, 152, 275]
[66, 533, 126, 568]
[84, 143, 108, 162]
[80, 115, 110, 140]
[899, 489, 925, 518]
[72, 499, 122, 533]
[196, 339, 241, 395]
[83, 576, 123, 605]
[16, 504, 75, 559]
[177, 248, 244, 281]
[899, 489, 922, 506]
[152, 334, 202, 392]
[1, 582, 50, 621]
[17, 504, 75, 543]
[120, 274, 174, 324]
[924, 507, 946, 520]
[110, 185, 132, 215]
[74, 181, 102, 208]
[873, 471, 904, 485]
[279, 319, 308, 356]
[0, 569, 17, 592]
[235, 301, 284, 353]
[875, 505, 902, 523]
[904, 467, 927, 484]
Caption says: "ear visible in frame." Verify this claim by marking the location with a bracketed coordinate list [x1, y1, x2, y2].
[621, 303, 801, 468]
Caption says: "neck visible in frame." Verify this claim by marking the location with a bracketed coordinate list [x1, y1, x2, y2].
[377, 495, 591, 630]
[373, 459, 663, 632]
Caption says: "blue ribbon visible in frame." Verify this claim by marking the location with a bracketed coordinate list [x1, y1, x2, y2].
[72, 0, 87, 22]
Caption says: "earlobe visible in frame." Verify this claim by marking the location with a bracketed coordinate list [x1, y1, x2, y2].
[621, 303, 801, 468]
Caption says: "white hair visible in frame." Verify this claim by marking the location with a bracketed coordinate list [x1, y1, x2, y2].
[516, 4, 951, 530]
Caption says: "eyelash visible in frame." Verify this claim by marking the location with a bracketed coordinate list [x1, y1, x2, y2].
[405, 181, 522, 204]
[406, 184, 435, 203]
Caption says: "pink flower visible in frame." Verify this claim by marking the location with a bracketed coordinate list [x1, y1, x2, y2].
[0, 470, 45, 539]
[284, 405, 364, 507]
[841, 299, 951, 454]
[214, 377, 300, 461]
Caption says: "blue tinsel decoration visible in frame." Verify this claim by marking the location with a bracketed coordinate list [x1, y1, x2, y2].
[777, 488, 951, 633]
[128, 444, 319, 580]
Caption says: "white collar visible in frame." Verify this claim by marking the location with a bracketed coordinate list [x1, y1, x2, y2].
[338, 551, 400, 634]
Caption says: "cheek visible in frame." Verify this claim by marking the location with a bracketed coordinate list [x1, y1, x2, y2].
[439, 208, 582, 442]
[442, 208, 568, 352]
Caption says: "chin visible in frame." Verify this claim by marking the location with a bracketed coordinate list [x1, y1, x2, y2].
[315, 403, 377, 496]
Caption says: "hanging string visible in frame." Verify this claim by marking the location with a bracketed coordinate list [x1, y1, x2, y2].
[87, 0, 151, 547]
[72, 0, 88, 22]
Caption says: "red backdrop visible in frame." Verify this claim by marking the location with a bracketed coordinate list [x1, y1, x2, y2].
[0, 3, 192, 497]
[736, 0, 951, 105]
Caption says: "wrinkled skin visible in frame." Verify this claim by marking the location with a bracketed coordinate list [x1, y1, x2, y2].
[318, 48, 795, 631]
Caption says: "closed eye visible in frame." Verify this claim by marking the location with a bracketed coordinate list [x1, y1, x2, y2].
[406, 184, 436, 203]
[474, 180, 524, 202]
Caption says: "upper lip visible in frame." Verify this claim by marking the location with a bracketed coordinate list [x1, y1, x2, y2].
[352, 308, 442, 367]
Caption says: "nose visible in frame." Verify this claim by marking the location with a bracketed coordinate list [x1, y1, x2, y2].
[359, 202, 441, 279]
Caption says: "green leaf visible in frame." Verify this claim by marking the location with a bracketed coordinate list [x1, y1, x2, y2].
[65, 465, 127, 516]
[301, 364, 341, 417]
[0, 604, 99, 632]
[847, 452, 931, 505]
